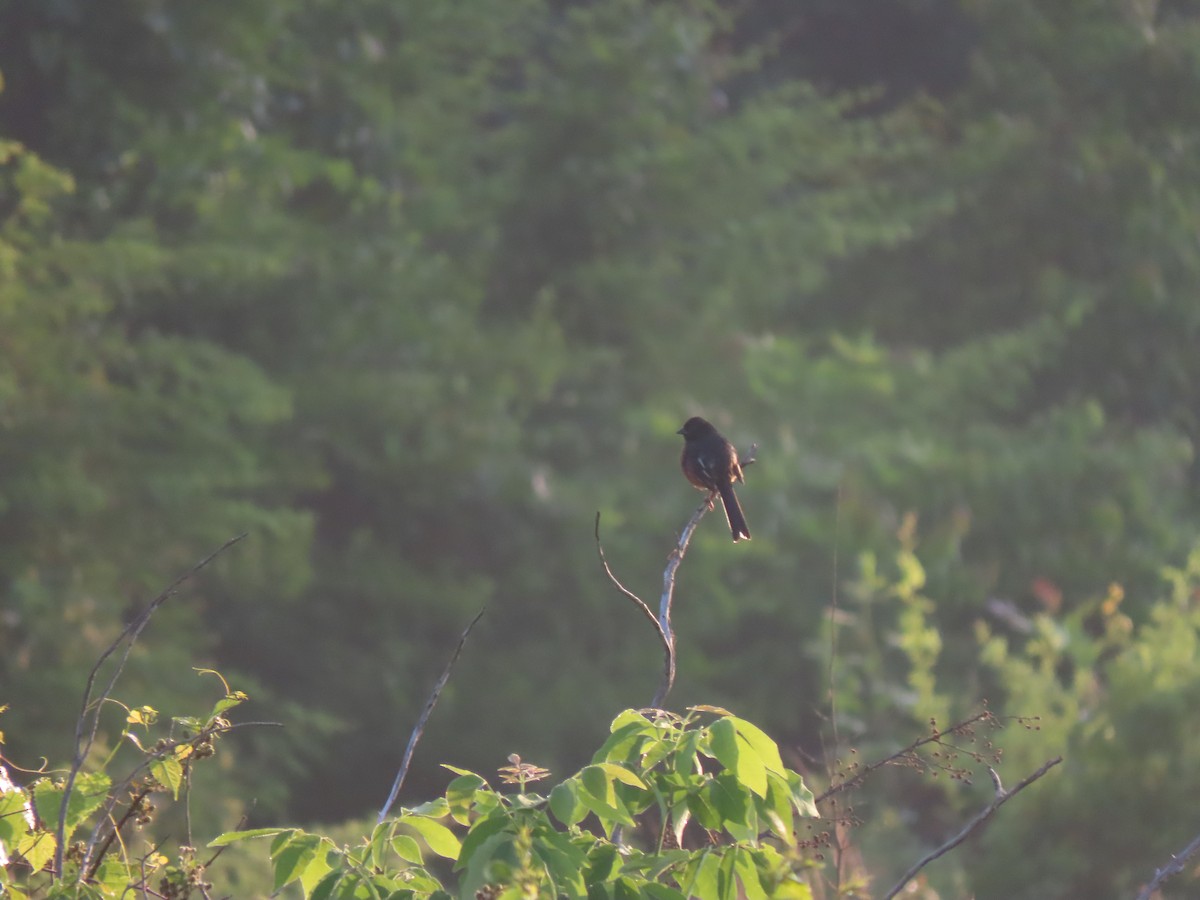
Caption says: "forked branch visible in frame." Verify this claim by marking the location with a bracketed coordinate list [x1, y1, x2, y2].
[882, 756, 1062, 900]
[594, 442, 756, 708]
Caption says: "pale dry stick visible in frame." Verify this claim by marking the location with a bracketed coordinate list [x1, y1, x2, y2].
[594, 502, 704, 709]
[651, 502, 709, 707]
[377, 606, 487, 824]
[595, 443, 756, 709]
[58, 533, 247, 880]
[1135, 829, 1200, 900]
[594, 512, 665, 641]
[882, 756, 1063, 900]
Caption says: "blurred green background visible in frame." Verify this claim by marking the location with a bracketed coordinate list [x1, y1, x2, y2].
[4, 1, 1200, 896]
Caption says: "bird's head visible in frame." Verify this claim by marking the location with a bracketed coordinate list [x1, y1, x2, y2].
[677, 417, 717, 440]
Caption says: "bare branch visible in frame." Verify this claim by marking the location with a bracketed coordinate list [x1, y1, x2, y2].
[57, 533, 247, 880]
[377, 606, 487, 824]
[1136, 830, 1200, 900]
[594, 512, 664, 639]
[597, 440, 756, 709]
[882, 756, 1062, 900]
[651, 499, 709, 707]
[816, 711, 994, 803]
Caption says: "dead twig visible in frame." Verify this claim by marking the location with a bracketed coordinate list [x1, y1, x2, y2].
[56, 534, 247, 879]
[882, 756, 1062, 900]
[1136, 829, 1200, 900]
[596, 441, 757, 709]
[594, 512, 665, 640]
[651, 502, 708, 707]
[377, 606, 487, 824]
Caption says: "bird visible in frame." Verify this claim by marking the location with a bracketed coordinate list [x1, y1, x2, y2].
[677, 416, 750, 542]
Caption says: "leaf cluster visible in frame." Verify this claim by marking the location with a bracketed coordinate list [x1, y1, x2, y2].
[0, 685, 247, 899]
[213, 707, 819, 900]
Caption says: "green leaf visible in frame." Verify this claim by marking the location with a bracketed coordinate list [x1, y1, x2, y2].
[210, 692, 246, 718]
[785, 771, 819, 818]
[550, 780, 587, 827]
[456, 809, 510, 871]
[640, 735, 675, 772]
[531, 827, 588, 898]
[446, 772, 486, 825]
[578, 766, 636, 830]
[613, 875, 645, 900]
[441, 764, 483, 778]
[593, 762, 648, 790]
[593, 714, 655, 765]
[707, 773, 754, 838]
[405, 870, 447, 892]
[406, 797, 450, 818]
[643, 884, 688, 900]
[307, 868, 344, 900]
[682, 850, 720, 900]
[672, 729, 702, 775]
[15, 831, 55, 874]
[707, 718, 739, 772]
[772, 879, 814, 899]
[392, 833, 423, 864]
[299, 846, 335, 896]
[718, 850, 740, 900]
[367, 822, 389, 870]
[0, 792, 30, 846]
[728, 718, 786, 776]
[402, 815, 462, 860]
[461, 830, 516, 898]
[150, 756, 184, 800]
[32, 772, 110, 840]
[687, 788, 721, 831]
[584, 842, 620, 884]
[91, 856, 132, 893]
[209, 826, 291, 847]
[322, 870, 365, 899]
[732, 737, 767, 799]
[271, 831, 323, 891]
[270, 829, 298, 856]
[689, 705, 734, 717]
[733, 847, 768, 900]
[707, 718, 766, 798]
[609, 709, 653, 732]
[760, 773, 795, 843]
[672, 805, 692, 849]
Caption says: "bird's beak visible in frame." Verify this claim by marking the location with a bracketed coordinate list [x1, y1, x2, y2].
[675, 427, 684, 435]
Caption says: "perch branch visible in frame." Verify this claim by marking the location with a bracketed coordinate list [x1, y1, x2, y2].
[57, 533, 247, 879]
[882, 756, 1062, 900]
[1136, 829, 1200, 900]
[594, 512, 664, 640]
[651, 501, 709, 707]
[596, 442, 756, 709]
[377, 606, 487, 824]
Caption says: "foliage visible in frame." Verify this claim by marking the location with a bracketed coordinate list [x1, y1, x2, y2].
[214, 708, 819, 900]
[0, 680, 247, 899]
[969, 545, 1200, 899]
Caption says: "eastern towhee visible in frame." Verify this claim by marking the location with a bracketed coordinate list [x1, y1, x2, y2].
[677, 416, 750, 542]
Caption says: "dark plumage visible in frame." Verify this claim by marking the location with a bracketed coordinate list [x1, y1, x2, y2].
[677, 416, 750, 542]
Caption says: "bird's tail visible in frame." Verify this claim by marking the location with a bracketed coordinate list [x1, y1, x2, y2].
[717, 482, 751, 542]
